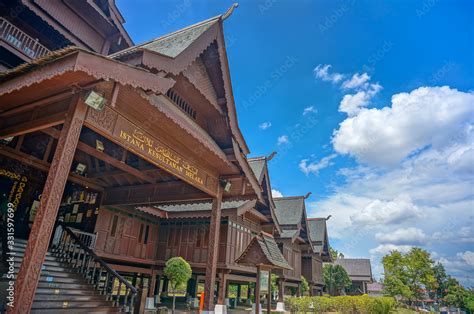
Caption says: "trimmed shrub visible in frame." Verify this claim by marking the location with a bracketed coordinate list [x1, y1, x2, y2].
[285, 295, 396, 313]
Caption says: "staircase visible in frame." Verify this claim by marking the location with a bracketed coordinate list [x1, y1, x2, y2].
[11, 239, 124, 313]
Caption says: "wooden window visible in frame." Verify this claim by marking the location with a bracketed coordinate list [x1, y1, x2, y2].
[144, 225, 150, 244]
[138, 224, 144, 243]
[196, 228, 202, 247]
[110, 215, 119, 237]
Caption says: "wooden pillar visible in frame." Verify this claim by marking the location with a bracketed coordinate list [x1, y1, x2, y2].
[9, 95, 87, 314]
[203, 188, 223, 312]
[149, 271, 157, 298]
[237, 284, 242, 302]
[267, 269, 271, 314]
[255, 266, 261, 313]
[217, 271, 227, 305]
[278, 279, 284, 302]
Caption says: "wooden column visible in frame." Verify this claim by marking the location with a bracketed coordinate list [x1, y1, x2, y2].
[267, 269, 271, 314]
[278, 279, 284, 302]
[237, 284, 241, 303]
[217, 271, 227, 305]
[203, 187, 223, 312]
[255, 266, 261, 314]
[149, 270, 157, 298]
[9, 95, 87, 314]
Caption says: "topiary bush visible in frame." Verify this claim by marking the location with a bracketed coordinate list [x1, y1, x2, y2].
[285, 295, 396, 313]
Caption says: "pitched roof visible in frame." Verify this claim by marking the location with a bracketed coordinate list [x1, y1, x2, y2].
[279, 229, 299, 239]
[112, 16, 219, 59]
[273, 197, 305, 226]
[248, 157, 266, 182]
[235, 232, 292, 270]
[307, 218, 328, 253]
[334, 258, 373, 281]
[156, 199, 250, 212]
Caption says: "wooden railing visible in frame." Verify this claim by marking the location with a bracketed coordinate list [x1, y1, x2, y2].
[0, 17, 50, 59]
[53, 222, 138, 313]
[69, 227, 97, 249]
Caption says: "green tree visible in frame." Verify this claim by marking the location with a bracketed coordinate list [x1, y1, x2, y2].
[300, 276, 309, 296]
[382, 248, 437, 303]
[444, 283, 468, 308]
[164, 257, 192, 313]
[329, 246, 344, 260]
[432, 262, 448, 300]
[323, 264, 351, 296]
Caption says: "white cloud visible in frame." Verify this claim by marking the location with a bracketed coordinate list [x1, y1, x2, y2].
[259, 121, 272, 130]
[342, 73, 371, 89]
[432, 224, 474, 244]
[303, 106, 318, 115]
[271, 189, 283, 198]
[438, 251, 474, 286]
[277, 135, 289, 145]
[333, 86, 474, 166]
[338, 83, 382, 116]
[314, 64, 344, 83]
[299, 154, 337, 175]
[369, 244, 413, 255]
[351, 194, 422, 225]
[375, 227, 428, 245]
[458, 251, 474, 267]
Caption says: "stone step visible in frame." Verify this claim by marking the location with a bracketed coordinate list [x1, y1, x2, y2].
[31, 300, 116, 309]
[31, 307, 125, 314]
[34, 293, 109, 301]
[35, 287, 99, 295]
[37, 281, 97, 290]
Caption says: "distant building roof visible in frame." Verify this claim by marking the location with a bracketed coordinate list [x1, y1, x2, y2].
[248, 157, 266, 182]
[335, 258, 373, 282]
[307, 218, 327, 252]
[273, 197, 305, 226]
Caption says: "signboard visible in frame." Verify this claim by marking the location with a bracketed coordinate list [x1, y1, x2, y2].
[259, 269, 269, 293]
[85, 105, 219, 196]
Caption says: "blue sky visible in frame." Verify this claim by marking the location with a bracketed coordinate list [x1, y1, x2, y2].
[117, 0, 474, 285]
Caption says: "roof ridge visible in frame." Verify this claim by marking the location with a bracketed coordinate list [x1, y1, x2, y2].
[111, 15, 220, 58]
[274, 196, 304, 200]
[248, 156, 266, 161]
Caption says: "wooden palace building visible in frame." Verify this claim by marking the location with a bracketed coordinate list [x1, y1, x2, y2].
[0, 1, 332, 313]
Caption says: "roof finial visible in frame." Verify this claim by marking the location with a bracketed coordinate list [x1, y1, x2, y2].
[267, 151, 277, 161]
[222, 3, 239, 20]
[326, 215, 332, 220]
[304, 192, 312, 199]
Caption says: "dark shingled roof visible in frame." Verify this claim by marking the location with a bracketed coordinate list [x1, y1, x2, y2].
[307, 218, 327, 253]
[156, 200, 250, 212]
[273, 197, 305, 226]
[235, 232, 292, 270]
[112, 16, 219, 59]
[248, 157, 266, 182]
[335, 259, 373, 281]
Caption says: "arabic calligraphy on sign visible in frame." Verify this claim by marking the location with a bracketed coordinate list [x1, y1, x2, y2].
[116, 122, 206, 186]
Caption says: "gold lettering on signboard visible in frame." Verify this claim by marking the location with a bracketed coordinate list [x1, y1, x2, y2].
[118, 128, 205, 186]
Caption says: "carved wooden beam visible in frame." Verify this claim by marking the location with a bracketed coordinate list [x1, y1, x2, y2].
[102, 181, 210, 205]
[42, 128, 155, 184]
[0, 112, 66, 140]
[0, 143, 104, 191]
